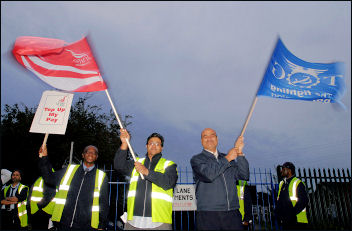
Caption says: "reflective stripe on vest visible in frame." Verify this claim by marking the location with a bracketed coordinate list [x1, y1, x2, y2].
[51, 164, 80, 222]
[91, 169, 106, 229]
[4, 183, 28, 227]
[30, 178, 43, 214]
[17, 184, 29, 227]
[127, 157, 176, 224]
[277, 177, 308, 223]
[236, 180, 247, 220]
[30, 177, 57, 215]
[51, 164, 106, 229]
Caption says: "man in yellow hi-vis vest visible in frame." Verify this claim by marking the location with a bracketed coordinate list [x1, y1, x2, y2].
[1, 169, 29, 230]
[27, 170, 56, 230]
[38, 144, 109, 230]
[275, 162, 309, 230]
[114, 129, 178, 230]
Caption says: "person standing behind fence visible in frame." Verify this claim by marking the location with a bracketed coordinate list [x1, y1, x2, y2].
[1, 169, 29, 230]
[38, 144, 109, 230]
[236, 180, 253, 230]
[275, 162, 308, 230]
[114, 129, 178, 230]
[190, 128, 249, 230]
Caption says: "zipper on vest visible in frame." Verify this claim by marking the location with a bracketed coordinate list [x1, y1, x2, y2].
[142, 160, 151, 216]
[70, 170, 88, 228]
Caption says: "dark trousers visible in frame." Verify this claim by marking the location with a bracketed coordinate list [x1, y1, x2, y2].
[0, 209, 24, 230]
[29, 209, 51, 230]
[282, 222, 309, 230]
[196, 210, 243, 230]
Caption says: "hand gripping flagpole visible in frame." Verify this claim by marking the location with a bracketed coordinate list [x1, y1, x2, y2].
[105, 89, 144, 179]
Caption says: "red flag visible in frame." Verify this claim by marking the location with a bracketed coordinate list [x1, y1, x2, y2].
[13, 36, 107, 92]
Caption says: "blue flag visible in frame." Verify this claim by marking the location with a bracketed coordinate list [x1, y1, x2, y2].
[257, 38, 346, 106]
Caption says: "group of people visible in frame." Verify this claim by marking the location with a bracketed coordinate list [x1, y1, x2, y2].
[1, 127, 308, 230]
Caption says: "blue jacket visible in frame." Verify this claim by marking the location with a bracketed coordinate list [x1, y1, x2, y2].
[190, 150, 249, 211]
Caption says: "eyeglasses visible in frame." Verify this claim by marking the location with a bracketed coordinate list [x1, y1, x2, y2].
[148, 142, 161, 147]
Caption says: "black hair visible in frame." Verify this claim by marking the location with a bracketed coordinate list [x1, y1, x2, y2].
[83, 145, 99, 155]
[282, 162, 296, 175]
[12, 169, 23, 178]
[146, 133, 164, 147]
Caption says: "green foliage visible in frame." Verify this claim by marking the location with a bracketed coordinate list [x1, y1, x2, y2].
[1, 95, 125, 186]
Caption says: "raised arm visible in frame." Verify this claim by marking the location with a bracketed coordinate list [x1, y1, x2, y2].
[113, 129, 134, 176]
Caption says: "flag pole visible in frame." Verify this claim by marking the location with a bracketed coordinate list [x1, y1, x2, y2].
[104, 89, 144, 179]
[240, 96, 258, 137]
[239, 38, 278, 137]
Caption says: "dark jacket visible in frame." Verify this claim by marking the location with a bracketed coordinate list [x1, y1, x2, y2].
[243, 184, 253, 222]
[39, 156, 109, 230]
[114, 148, 178, 217]
[1, 183, 29, 213]
[1, 183, 29, 229]
[190, 150, 249, 211]
[274, 176, 308, 225]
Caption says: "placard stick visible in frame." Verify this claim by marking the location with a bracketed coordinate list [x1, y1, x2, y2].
[105, 89, 144, 179]
[39, 133, 49, 157]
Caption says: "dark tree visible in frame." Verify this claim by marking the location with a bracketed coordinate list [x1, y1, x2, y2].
[1, 94, 128, 186]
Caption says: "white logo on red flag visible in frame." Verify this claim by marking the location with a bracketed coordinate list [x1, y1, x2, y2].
[65, 49, 91, 66]
[13, 36, 107, 92]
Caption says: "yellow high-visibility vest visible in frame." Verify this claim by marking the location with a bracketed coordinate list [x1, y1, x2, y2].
[127, 157, 177, 224]
[4, 183, 29, 227]
[30, 177, 56, 215]
[51, 164, 106, 229]
[278, 177, 308, 223]
[236, 180, 247, 220]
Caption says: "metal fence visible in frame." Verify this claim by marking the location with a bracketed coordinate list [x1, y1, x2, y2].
[104, 166, 351, 230]
[295, 168, 352, 230]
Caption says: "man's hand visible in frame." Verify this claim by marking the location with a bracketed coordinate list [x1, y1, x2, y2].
[39, 144, 48, 157]
[134, 162, 149, 176]
[225, 147, 238, 162]
[7, 197, 18, 202]
[1, 198, 17, 205]
[1, 199, 14, 205]
[234, 136, 244, 155]
[119, 128, 130, 150]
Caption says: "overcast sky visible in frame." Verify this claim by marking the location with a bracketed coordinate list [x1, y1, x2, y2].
[1, 1, 351, 174]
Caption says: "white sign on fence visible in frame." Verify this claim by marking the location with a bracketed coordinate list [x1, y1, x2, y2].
[30, 90, 74, 135]
[172, 184, 197, 211]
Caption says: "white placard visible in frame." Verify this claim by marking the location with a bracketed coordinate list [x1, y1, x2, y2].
[30, 90, 74, 135]
[173, 184, 197, 211]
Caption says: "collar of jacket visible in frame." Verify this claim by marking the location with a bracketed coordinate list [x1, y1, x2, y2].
[201, 149, 223, 160]
[284, 175, 295, 184]
[144, 152, 162, 163]
[78, 164, 96, 173]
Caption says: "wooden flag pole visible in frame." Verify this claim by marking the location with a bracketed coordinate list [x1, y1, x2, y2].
[105, 89, 144, 179]
[240, 96, 258, 137]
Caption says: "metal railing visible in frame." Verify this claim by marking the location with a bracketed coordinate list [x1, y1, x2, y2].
[104, 166, 351, 230]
